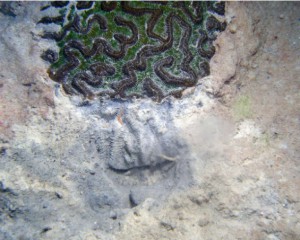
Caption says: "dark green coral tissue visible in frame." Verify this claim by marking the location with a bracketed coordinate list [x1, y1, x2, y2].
[40, 1, 226, 101]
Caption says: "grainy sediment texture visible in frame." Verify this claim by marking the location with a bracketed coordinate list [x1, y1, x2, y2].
[0, 2, 299, 240]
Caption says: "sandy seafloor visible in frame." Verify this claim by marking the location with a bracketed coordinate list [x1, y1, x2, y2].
[0, 2, 300, 240]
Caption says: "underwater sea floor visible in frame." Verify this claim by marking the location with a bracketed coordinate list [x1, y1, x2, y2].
[0, 2, 300, 240]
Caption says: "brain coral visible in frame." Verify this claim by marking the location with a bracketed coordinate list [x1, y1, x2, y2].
[40, 1, 226, 102]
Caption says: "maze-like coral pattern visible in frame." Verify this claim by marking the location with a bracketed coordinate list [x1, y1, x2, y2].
[40, 1, 226, 101]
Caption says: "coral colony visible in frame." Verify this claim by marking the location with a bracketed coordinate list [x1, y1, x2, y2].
[40, 1, 226, 101]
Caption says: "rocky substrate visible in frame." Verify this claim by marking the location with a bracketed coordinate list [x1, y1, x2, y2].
[0, 2, 299, 240]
